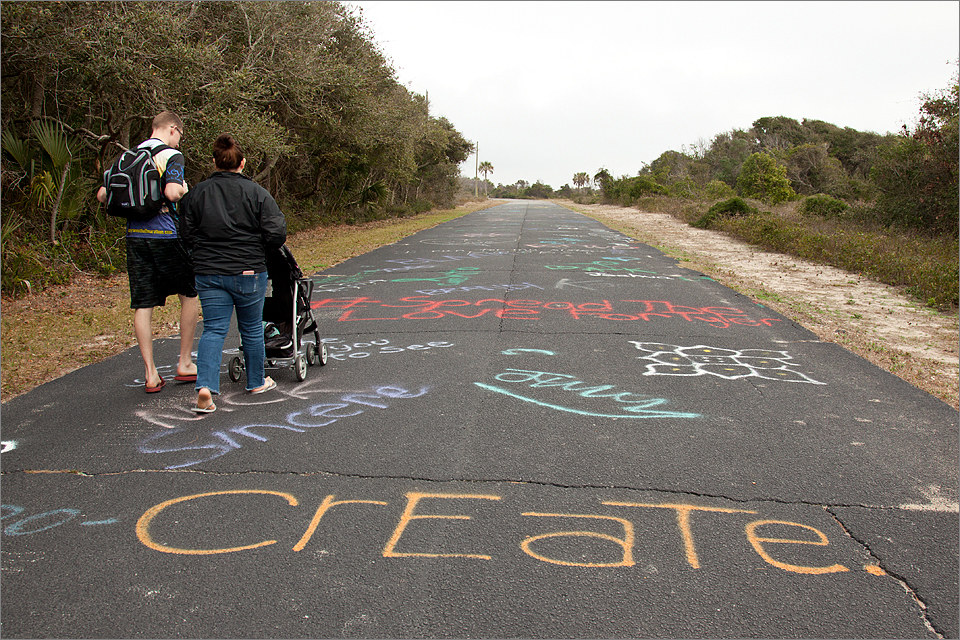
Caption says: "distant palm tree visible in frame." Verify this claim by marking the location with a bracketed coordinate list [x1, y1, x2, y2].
[478, 161, 494, 195]
[573, 172, 589, 194]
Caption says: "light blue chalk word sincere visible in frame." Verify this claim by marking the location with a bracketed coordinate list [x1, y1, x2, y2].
[138, 384, 430, 469]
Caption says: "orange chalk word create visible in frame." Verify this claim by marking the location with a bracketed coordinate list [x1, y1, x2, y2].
[137, 491, 852, 576]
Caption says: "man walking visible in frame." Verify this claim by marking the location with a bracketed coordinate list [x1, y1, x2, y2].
[98, 111, 198, 392]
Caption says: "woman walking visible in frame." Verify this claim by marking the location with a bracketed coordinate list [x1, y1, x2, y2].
[180, 134, 287, 412]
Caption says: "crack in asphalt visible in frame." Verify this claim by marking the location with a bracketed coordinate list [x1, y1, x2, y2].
[826, 506, 944, 638]
[2, 467, 947, 513]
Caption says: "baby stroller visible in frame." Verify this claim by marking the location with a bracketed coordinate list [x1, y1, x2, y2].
[227, 245, 327, 384]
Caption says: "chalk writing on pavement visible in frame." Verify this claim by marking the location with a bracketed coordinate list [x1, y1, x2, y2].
[475, 369, 699, 419]
[630, 342, 826, 384]
[313, 297, 782, 328]
[130, 489, 880, 577]
[320, 338, 454, 361]
[137, 384, 429, 469]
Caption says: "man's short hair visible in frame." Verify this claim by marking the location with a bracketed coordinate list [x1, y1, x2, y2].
[152, 111, 184, 133]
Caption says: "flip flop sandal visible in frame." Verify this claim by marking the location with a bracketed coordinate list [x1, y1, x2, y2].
[145, 376, 166, 393]
[193, 402, 217, 414]
[174, 374, 198, 382]
[249, 377, 277, 394]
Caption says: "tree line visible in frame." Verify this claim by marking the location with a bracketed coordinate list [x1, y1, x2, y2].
[1, 1, 472, 295]
[494, 68, 958, 237]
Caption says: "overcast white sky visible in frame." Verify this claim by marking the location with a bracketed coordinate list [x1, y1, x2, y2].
[348, 1, 959, 189]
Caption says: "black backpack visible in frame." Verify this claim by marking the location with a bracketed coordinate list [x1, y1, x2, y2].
[103, 143, 171, 221]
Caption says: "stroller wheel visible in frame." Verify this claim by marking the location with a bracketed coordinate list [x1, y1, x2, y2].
[313, 332, 327, 366]
[294, 354, 308, 382]
[228, 356, 244, 382]
[307, 342, 327, 366]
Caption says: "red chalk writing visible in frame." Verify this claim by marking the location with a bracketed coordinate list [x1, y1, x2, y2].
[311, 297, 782, 328]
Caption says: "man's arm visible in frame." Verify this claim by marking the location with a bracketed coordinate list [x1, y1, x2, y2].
[162, 151, 188, 202]
[164, 182, 187, 202]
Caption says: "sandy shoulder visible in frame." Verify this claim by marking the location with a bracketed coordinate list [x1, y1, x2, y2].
[561, 200, 959, 409]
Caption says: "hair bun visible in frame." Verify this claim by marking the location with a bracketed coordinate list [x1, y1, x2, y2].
[212, 133, 244, 171]
[214, 133, 235, 150]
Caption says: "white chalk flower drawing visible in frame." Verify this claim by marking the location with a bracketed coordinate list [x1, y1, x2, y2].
[629, 342, 826, 385]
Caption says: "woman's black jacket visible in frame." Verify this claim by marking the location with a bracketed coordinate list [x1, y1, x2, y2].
[180, 171, 287, 275]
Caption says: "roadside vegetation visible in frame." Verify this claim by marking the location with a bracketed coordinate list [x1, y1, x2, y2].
[614, 195, 958, 311]
[1, 2, 471, 298]
[492, 68, 958, 311]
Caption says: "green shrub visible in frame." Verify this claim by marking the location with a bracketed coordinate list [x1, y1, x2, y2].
[866, 76, 959, 235]
[736, 152, 797, 204]
[691, 197, 756, 229]
[798, 194, 848, 218]
[627, 176, 667, 200]
[411, 199, 433, 214]
[704, 180, 735, 200]
[869, 135, 959, 234]
[1, 244, 45, 296]
[710, 196, 754, 217]
[667, 177, 697, 199]
[0, 236, 73, 297]
[602, 175, 668, 205]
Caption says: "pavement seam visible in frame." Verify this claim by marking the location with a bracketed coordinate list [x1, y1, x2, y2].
[2, 467, 944, 512]
[826, 505, 944, 639]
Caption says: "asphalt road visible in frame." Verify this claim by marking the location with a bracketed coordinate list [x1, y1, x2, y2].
[2, 200, 957, 639]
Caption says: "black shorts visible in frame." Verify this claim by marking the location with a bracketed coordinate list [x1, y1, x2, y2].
[127, 237, 197, 309]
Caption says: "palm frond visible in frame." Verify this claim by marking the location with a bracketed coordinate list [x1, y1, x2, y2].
[1, 128, 33, 171]
[30, 120, 72, 169]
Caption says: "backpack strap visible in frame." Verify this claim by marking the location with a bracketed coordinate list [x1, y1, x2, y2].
[147, 143, 182, 218]
[145, 142, 177, 183]
[149, 143, 172, 157]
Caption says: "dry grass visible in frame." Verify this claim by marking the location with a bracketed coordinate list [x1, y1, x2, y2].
[629, 195, 959, 309]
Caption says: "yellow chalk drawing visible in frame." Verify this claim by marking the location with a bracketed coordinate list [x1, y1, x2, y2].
[293, 495, 388, 552]
[604, 502, 756, 569]
[133, 490, 860, 576]
[745, 520, 849, 574]
[520, 513, 635, 567]
[382, 492, 501, 559]
[137, 490, 298, 555]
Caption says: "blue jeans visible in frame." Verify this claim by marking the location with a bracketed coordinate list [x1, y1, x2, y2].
[195, 272, 268, 394]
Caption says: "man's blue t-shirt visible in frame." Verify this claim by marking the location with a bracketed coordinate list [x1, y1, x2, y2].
[126, 138, 187, 239]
